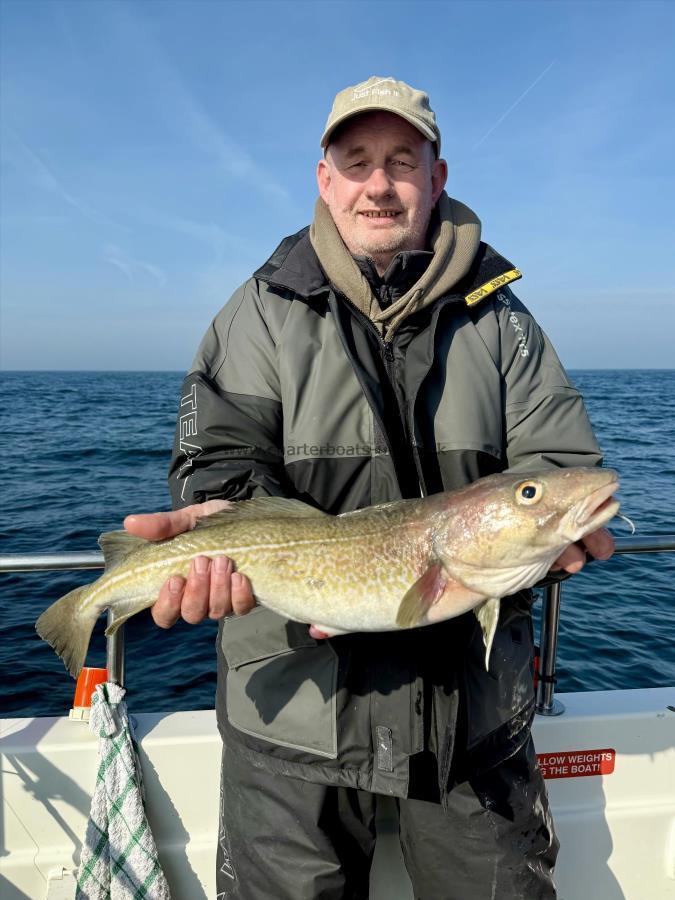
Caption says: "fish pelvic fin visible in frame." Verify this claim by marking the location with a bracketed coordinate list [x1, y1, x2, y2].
[474, 597, 501, 671]
[35, 584, 98, 679]
[104, 599, 152, 636]
[98, 530, 148, 570]
[395, 563, 447, 628]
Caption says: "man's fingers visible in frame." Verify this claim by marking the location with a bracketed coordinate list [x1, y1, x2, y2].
[151, 553, 253, 629]
[124, 508, 195, 541]
[231, 572, 256, 616]
[181, 556, 212, 624]
[581, 527, 615, 561]
[125, 500, 238, 628]
[551, 527, 616, 576]
[551, 543, 586, 574]
[152, 575, 185, 628]
[209, 556, 233, 619]
[309, 625, 329, 640]
[196, 499, 234, 516]
[124, 499, 232, 541]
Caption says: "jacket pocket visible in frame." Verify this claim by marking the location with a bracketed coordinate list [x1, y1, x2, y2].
[221, 606, 339, 758]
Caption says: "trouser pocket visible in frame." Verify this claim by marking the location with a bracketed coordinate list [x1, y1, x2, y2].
[221, 606, 339, 758]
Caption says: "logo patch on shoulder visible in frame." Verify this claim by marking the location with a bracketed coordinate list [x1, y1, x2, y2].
[465, 268, 522, 306]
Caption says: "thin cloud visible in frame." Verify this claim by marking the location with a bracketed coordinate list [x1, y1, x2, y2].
[6, 130, 116, 227]
[175, 89, 290, 203]
[103, 243, 166, 287]
[134, 209, 261, 265]
[472, 60, 556, 149]
[104, 2, 291, 204]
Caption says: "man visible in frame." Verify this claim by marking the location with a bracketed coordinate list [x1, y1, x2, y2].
[126, 77, 614, 899]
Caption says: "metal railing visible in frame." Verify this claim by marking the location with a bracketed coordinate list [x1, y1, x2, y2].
[535, 535, 675, 715]
[2, 536, 674, 708]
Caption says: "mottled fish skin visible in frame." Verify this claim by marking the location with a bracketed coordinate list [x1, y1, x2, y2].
[36, 467, 620, 677]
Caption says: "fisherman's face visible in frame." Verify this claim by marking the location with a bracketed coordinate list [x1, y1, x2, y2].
[317, 111, 447, 272]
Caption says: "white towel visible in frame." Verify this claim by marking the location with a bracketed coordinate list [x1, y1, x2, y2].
[76, 683, 171, 899]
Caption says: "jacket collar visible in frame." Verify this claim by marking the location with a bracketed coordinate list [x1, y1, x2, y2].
[254, 222, 521, 310]
[253, 227, 328, 298]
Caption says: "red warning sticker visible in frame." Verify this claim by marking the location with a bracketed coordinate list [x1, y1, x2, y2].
[537, 749, 616, 779]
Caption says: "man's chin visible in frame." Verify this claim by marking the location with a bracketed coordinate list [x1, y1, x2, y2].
[355, 234, 409, 258]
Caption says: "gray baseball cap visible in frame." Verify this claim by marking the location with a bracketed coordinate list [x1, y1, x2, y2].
[321, 76, 441, 156]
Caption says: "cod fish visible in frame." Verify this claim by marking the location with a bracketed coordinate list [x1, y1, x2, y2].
[36, 467, 620, 678]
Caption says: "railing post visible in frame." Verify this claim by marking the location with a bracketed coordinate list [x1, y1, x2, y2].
[105, 613, 126, 687]
[535, 582, 565, 716]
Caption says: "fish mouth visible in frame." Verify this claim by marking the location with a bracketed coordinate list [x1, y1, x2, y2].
[565, 480, 620, 539]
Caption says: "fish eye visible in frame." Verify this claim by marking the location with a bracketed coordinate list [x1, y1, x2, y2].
[516, 480, 543, 505]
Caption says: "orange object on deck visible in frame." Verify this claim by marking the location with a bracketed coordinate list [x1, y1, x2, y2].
[73, 667, 108, 708]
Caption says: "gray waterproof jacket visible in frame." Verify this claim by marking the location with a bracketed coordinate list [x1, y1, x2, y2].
[168, 227, 602, 802]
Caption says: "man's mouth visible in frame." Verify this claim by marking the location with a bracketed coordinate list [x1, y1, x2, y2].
[359, 210, 401, 219]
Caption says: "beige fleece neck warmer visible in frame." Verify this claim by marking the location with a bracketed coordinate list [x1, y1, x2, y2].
[309, 191, 481, 338]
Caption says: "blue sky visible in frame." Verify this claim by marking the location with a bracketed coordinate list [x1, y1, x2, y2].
[1, 0, 673, 370]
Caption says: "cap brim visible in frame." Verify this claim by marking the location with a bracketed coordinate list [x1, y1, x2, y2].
[321, 106, 439, 152]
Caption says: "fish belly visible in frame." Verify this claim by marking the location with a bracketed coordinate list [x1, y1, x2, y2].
[234, 548, 413, 631]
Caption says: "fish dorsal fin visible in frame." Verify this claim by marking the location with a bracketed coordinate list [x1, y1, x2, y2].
[338, 498, 402, 518]
[396, 563, 447, 628]
[98, 530, 148, 570]
[193, 497, 329, 529]
[474, 597, 501, 671]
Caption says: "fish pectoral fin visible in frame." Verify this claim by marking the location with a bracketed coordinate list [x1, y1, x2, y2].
[474, 597, 501, 671]
[193, 496, 329, 528]
[396, 563, 447, 628]
[98, 530, 148, 570]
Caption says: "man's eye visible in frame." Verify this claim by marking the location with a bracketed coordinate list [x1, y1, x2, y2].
[391, 160, 413, 169]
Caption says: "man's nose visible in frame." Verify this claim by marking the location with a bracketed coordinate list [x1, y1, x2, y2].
[364, 167, 394, 198]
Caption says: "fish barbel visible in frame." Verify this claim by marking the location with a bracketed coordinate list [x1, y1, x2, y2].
[36, 466, 620, 678]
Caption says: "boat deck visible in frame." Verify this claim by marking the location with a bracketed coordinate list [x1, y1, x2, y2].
[2, 687, 674, 899]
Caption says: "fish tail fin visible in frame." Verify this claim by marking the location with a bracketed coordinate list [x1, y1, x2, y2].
[36, 584, 98, 679]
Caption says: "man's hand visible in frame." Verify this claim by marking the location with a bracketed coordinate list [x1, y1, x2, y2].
[123, 500, 256, 628]
[550, 527, 615, 574]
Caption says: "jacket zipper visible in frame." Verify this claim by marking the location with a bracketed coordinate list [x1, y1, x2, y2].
[382, 337, 426, 499]
[336, 293, 426, 498]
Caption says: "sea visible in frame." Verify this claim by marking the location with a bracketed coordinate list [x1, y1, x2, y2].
[1, 369, 674, 718]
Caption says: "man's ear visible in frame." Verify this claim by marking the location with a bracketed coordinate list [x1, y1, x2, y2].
[431, 157, 448, 204]
[316, 158, 331, 203]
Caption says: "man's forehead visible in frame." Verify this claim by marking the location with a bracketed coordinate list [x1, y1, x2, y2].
[329, 111, 429, 155]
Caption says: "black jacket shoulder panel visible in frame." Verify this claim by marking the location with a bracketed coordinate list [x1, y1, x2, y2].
[253, 228, 328, 298]
[453, 242, 518, 298]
